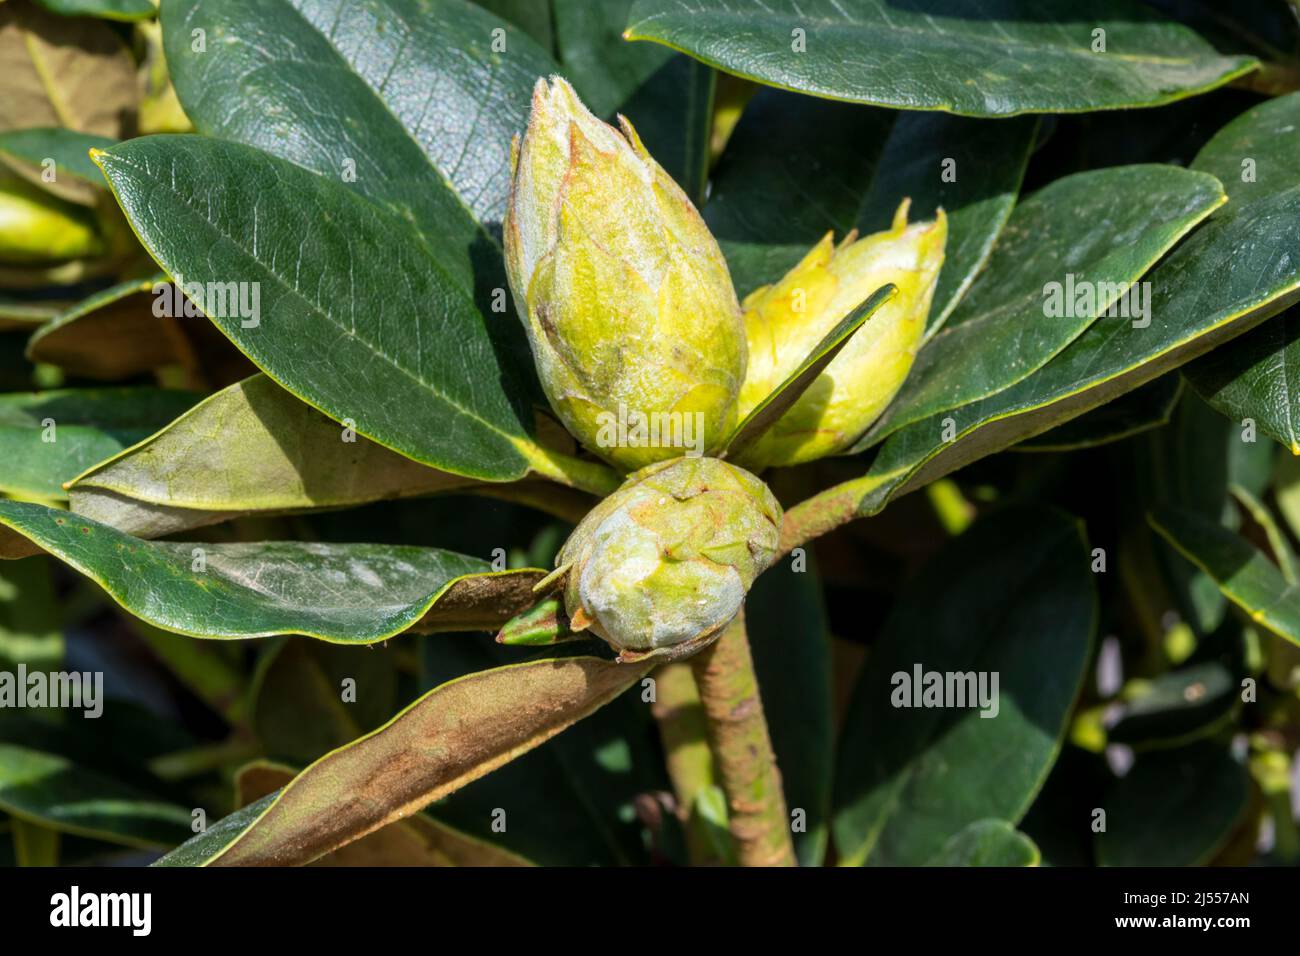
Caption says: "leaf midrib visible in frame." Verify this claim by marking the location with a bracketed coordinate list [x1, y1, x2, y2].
[278, 0, 505, 254]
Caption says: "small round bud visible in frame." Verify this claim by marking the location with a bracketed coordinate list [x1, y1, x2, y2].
[554, 456, 781, 660]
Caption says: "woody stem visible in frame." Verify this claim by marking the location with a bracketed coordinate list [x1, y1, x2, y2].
[689, 607, 796, 866]
[777, 473, 882, 557]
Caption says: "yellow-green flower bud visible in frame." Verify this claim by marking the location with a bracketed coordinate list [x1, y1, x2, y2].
[552, 456, 781, 660]
[504, 76, 746, 472]
[733, 201, 947, 471]
[0, 174, 103, 265]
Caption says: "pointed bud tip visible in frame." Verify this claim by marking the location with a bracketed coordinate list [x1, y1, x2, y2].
[891, 198, 912, 232]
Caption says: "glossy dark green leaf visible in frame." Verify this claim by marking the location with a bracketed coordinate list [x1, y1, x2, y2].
[1173, 90, 1300, 452]
[0, 743, 192, 848]
[833, 507, 1095, 865]
[864, 165, 1223, 443]
[471, 0, 554, 52]
[706, 87, 1035, 323]
[747, 558, 833, 867]
[1134, 388, 1240, 634]
[1186, 306, 1300, 454]
[0, 499, 547, 641]
[924, 819, 1039, 867]
[157, 656, 648, 865]
[1096, 741, 1248, 866]
[162, 0, 554, 239]
[143, 1, 628, 485]
[722, 284, 894, 460]
[0, 388, 198, 500]
[841, 93, 1300, 519]
[1149, 505, 1300, 648]
[96, 135, 542, 482]
[1016, 374, 1182, 452]
[0, 126, 114, 185]
[625, 0, 1255, 117]
[31, 0, 155, 21]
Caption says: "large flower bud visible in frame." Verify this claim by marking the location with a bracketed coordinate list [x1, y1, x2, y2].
[504, 76, 746, 472]
[551, 456, 781, 660]
[734, 201, 947, 471]
[0, 173, 102, 265]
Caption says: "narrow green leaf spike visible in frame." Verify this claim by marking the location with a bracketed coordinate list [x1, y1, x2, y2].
[721, 284, 896, 461]
[496, 597, 581, 647]
[1230, 483, 1299, 586]
[532, 562, 572, 595]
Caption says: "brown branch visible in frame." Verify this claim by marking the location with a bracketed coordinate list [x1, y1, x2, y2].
[777, 473, 880, 558]
[690, 608, 796, 866]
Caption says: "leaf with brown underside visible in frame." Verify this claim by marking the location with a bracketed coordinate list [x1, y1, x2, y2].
[0, 0, 138, 137]
[234, 761, 533, 867]
[26, 277, 180, 379]
[0, 528, 40, 560]
[66, 375, 598, 538]
[161, 656, 648, 866]
[415, 571, 549, 633]
[26, 275, 255, 385]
